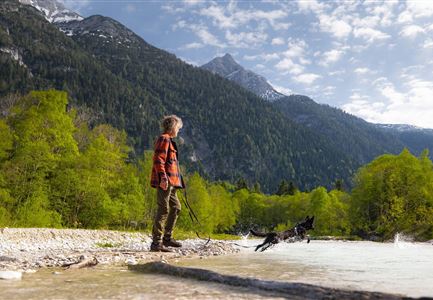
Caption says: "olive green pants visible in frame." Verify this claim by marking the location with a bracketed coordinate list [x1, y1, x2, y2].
[152, 185, 181, 244]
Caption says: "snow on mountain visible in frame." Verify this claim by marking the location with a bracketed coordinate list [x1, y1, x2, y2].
[375, 123, 433, 133]
[19, 0, 83, 23]
[201, 53, 285, 102]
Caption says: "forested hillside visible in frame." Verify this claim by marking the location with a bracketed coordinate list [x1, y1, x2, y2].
[273, 95, 405, 163]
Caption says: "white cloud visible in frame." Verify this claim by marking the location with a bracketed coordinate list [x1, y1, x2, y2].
[225, 30, 268, 48]
[352, 15, 380, 29]
[275, 58, 304, 75]
[318, 14, 352, 39]
[293, 73, 321, 85]
[161, 3, 188, 14]
[198, 3, 288, 30]
[353, 27, 391, 43]
[284, 38, 308, 59]
[322, 85, 336, 96]
[319, 49, 344, 67]
[179, 42, 204, 50]
[405, 0, 433, 18]
[397, 10, 413, 23]
[399, 25, 425, 38]
[271, 37, 285, 45]
[396, 1, 433, 24]
[423, 38, 433, 49]
[173, 23, 226, 48]
[199, 5, 236, 28]
[296, 0, 327, 14]
[343, 77, 433, 128]
[329, 69, 346, 76]
[183, 0, 202, 6]
[354, 67, 375, 75]
[275, 38, 310, 74]
[270, 21, 291, 31]
[365, 1, 398, 27]
[243, 53, 279, 61]
[192, 25, 226, 48]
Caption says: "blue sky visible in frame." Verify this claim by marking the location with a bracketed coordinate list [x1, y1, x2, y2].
[64, 0, 433, 128]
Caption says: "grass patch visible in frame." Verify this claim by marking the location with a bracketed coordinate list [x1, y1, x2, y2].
[95, 242, 122, 248]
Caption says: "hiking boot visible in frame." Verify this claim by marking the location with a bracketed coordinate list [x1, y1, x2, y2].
[163, 238, 182, 248]
[150, 242, 172, 252]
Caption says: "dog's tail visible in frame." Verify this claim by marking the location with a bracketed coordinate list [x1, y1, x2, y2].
[249, 229, 268, 237]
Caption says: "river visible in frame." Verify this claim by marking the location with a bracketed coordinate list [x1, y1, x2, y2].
[1, 237, 432, 299]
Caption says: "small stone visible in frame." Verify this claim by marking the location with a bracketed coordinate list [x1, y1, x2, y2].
[0, 256, 17, 262]
[0, 271, 22, 280]
[52, 271, 62, 275]
[125, 258, 137, 265]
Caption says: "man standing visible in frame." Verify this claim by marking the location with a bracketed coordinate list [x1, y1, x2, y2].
[150, 115, 184, 252]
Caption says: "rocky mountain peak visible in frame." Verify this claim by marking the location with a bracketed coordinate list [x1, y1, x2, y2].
[18, 0, 82, 23]
[201, 54, 284, 102]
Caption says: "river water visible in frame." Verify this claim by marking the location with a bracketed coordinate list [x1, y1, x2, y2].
[178, 237, 433, 298]
[1, 237, 432, 299]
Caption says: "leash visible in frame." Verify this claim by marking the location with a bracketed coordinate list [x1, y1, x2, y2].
[181, 186, 211, 246]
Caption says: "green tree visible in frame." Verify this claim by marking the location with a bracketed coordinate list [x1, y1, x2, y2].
[178, 173, 213, 233]
[2, 90, 77, 227]
[351, 149, 433, 240]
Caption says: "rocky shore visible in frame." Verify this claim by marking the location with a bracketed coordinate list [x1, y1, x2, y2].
[0, 228, 239, 276]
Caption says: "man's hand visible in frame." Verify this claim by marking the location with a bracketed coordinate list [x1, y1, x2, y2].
[159, 178, 168, 191]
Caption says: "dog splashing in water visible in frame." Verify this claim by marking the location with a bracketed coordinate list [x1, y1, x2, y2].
[250, 216, 315, 252]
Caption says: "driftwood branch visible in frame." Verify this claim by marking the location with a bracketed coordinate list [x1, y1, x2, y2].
[63, 255, 98, 269]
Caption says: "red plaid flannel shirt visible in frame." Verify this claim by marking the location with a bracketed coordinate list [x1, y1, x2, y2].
[150, 133, 183, 189]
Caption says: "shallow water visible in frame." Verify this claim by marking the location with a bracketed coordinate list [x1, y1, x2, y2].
[178, 239, 433, 298]
[1, 239, 432, 299]
[0, 265, 286, 300]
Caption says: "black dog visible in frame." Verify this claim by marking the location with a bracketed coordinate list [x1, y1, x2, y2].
[250, 216, 315, 252]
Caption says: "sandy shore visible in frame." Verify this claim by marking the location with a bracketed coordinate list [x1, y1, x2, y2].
[0, 228, 239, 274]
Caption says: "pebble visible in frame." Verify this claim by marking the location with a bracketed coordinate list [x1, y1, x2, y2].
[125, 258, 137, 265]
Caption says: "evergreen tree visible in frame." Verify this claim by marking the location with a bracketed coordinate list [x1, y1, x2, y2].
[235, 177, 249, 191]
[276, 180, 289, 195]
[287, 181, 298, 195]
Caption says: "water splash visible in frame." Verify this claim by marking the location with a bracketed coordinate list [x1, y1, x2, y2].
[394, 232, 414, 249]
[240, 232, 250, 241]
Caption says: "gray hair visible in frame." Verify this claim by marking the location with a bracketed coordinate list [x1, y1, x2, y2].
[161, 115, 183, 133]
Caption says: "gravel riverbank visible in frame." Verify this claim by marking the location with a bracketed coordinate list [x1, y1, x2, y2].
[0, 228, 239, 274]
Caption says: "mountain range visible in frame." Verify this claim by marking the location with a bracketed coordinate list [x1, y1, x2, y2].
[1, 0, 432, 193]
[202, 54, 433, 164]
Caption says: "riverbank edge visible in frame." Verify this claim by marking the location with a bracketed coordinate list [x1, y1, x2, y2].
[0, 228, 240, 275]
